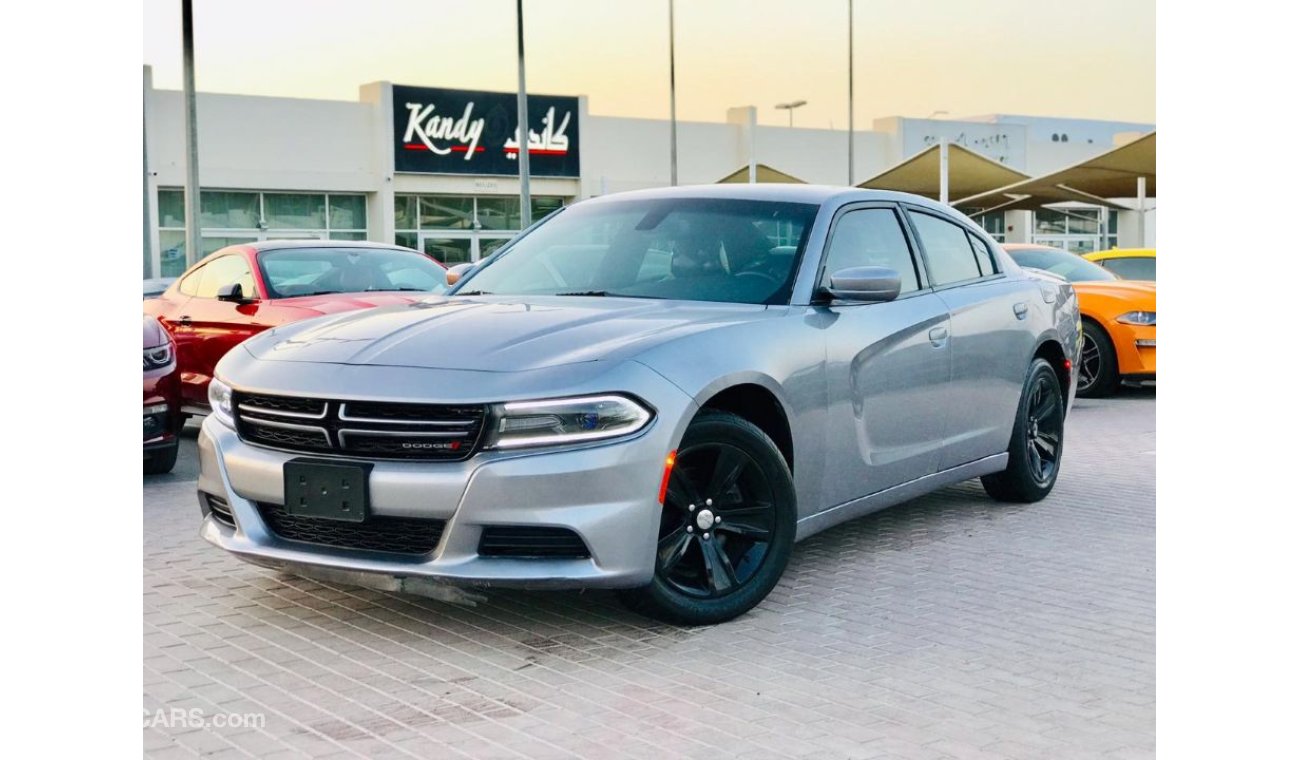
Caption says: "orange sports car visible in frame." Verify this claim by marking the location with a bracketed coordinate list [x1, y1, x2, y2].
[1003, 244, 1155, 397]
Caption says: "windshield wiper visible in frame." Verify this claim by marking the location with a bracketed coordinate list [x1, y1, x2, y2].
[367, 287, 428, 292]
[454, 289, 492, 296]
[555, 290, 610, 297]
[292, 290, 343, 297]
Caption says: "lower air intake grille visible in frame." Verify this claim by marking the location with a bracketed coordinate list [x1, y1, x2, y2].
[257, 503, 445, 556]
[204, 493, 236, 529]
[478, 526, 591, 559]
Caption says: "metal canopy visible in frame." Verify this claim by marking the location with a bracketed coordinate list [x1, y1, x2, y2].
[955, 131, 1156, 213]
[715, 163, 807, 184]
[856, 142, 1030, 201]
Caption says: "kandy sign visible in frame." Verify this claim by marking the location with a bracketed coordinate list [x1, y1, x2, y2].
[392, 85, 580, 177]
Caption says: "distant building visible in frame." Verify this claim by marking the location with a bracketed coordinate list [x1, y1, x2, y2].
[143, 68, 1154, 278]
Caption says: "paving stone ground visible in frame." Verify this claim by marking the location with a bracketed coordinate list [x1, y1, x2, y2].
[144, 388, 1155, 759]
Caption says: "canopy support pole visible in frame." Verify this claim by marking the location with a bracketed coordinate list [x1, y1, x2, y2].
[1136, 176, 1147, 246]
[938, 137, 949, 204]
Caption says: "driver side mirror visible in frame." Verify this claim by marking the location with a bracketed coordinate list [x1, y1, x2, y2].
[445, 262, 476, 286]
[822, 266, 902, 303]
[216, 282, 254, 304]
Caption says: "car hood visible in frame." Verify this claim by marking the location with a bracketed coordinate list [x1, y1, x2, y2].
[1071, 280, 1156, 299]
[244, 296, 783, 371]
[275, 292, 431, 314]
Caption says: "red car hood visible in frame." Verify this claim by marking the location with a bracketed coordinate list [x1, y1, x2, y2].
[276, 292, 429, 314]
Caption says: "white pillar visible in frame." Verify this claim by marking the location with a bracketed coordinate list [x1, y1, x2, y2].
[938, 137, 949, 204]
[1136, 176, 1147, 246]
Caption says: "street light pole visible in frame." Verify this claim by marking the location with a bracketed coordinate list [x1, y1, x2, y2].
[181, 0, 201, 267]
[847, 0, 854, 186]
[668, 0, 678, 186]
[515, 0, 532, 228]
[775, 100, 807, 127]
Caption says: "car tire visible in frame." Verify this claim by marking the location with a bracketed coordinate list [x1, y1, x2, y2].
[981, 358, 1065, 503]
[618, 410, 796, 626]
[1077, 321, 1120, 398]
[145, 441, 179, 475]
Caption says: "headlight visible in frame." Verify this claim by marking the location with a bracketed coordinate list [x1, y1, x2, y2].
[483, 394, 653, 449]
[143, 342, 173, 370]
[1116, 311, 1156, 326]
[208, 377, 236, 428]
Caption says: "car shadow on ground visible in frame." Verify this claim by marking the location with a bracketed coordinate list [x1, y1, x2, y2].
[148, 385, 1151, 646]
[204, 477, 1023, 656]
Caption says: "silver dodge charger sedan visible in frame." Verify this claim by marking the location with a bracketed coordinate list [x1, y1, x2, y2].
[198, 185, 1080, 625]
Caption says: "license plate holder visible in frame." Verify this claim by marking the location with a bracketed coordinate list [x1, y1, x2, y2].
[283, 459, 372, 523]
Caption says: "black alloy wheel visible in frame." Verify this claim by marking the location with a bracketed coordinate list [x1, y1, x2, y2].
[619, 411, 795, 625]
[1078, 330, 1102, 394]
[981, 357, 1066, 503]
[657, 442, 777, 598]
[1023, 372, 1064, 485]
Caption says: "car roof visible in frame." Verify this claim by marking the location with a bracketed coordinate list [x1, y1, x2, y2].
[577, 183, 960, 216]
[244, 239, 417, 254]
[1084, 248, 1156, 260]
[1001, 243, 1066, 252]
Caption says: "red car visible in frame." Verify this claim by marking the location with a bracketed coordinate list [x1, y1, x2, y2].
[144, 240, 448, 415]
[144, 315, 182, 474]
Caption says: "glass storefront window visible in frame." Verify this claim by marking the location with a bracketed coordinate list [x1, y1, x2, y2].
[201, 236, 258, 256]
[158, 190, 186, 228]
[422, 237, 473, 265]
[200, 191, 260, 228]
[1067, 209, 1100, 235]
[394, 195, 418, 231]
[531, 196, 565, 223]
[264, 193, 326, 229]
[159, 230, 187, 277]
[420, 196, 474, 230]
[475, 197, 521, 231]
[328, 194, 367, 230]
[1035, 209, 1067, 235]
[395, 232, 418, 251]
[156, 189, 370, 277]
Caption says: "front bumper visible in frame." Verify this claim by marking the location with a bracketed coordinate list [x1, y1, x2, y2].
[1110, 322, 1157, 378]
[196, 369, 695, 591]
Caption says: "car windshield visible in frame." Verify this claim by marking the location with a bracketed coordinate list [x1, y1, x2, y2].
[1009, 248, 1117, 283]
[1101, 257, 1156, 281]
[258, 247, 449, 298]
[454, 197, 819, 304]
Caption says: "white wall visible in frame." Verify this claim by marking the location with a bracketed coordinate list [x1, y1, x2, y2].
[148, 90, 380, 192]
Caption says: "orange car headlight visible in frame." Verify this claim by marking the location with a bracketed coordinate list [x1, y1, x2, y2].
[1116, 311, 1156, 326]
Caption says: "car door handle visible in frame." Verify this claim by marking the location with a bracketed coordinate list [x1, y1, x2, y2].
[928, 326, 948, 347]
[1013, 302, 1029, 320]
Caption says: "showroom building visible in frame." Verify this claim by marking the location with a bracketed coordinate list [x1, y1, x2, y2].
[142, 67, 1155, 278]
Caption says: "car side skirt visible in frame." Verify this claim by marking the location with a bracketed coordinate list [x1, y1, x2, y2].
[794, 453, 1009, 542]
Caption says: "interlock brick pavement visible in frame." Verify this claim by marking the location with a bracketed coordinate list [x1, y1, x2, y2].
[144, 389, 1155, 759]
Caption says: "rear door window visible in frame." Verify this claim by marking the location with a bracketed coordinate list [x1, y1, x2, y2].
[909, 211, 982, 286]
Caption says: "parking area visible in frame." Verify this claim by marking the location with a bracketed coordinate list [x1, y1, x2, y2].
[144, 389, 1154, 759]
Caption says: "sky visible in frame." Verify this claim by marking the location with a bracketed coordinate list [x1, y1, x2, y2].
[143, 0, 1155, 129]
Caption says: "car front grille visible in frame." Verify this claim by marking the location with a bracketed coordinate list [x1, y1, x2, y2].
[257, 503, 446, 555]
[478, 526, 591, 559]
[232, 391, 487, 461]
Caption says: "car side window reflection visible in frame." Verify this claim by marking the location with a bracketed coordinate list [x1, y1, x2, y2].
[194, 255, 257, 299]
[821, 208, 920, 293]
[178, 264, 206, 296]
[910, 211, 983, 286]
